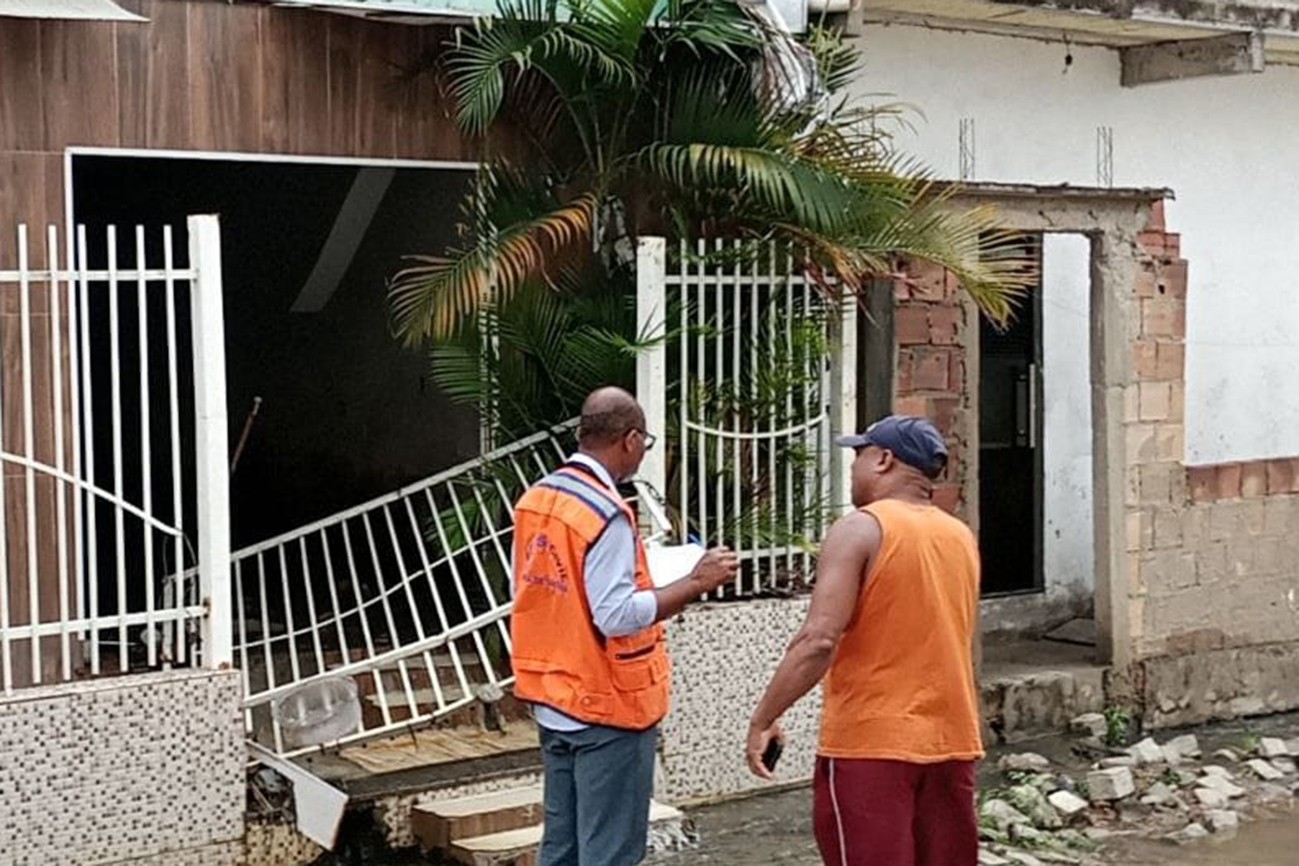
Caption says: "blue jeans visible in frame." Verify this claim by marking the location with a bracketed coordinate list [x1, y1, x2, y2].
[537, 723, 658, 866]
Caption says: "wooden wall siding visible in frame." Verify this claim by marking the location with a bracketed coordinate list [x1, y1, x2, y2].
[0, 0, 473, 233]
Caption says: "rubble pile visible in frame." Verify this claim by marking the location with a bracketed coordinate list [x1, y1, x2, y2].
[977, 722, 1299, 865]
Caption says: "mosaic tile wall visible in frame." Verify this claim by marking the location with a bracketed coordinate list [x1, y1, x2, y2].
[242, 820, 325, 866]
[659, 597, 821, 804]
[0, 669, 244, 866]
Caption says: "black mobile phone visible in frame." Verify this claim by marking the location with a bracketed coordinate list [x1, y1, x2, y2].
[761, 738, 783, 772]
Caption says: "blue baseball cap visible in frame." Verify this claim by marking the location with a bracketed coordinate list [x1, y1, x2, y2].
[837, 415, 948, 479]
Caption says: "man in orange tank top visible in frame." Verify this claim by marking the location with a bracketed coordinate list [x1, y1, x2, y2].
[745, 415, 983, 866]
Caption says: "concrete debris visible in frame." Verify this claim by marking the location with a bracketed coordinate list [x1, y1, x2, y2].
[1200, 764, 1233, 779]
[1009, 823, 1049, 847]
[1166, 822, 1209, 845]
[1004, 852, 1045, 866]
[1000, 753, 1052, 773]
[978, 851, 1012, 866]
[1047, 790, 1089, 817]
[1212, 747, 1241, 763]
[1126, 738, 1165, 765]
[981, 799, 1032, 835]
[1204, 809, 1239, 834]
[1069, 713, 1107, 739]
[1245, 758, 1284, 780]
[1255, 782, 1293, 803]
[1286, 738, 1299, 757]
[1173, 769, 1199, 787]
[1270, 757, 1297, 775]
[1086, 767, 1135, 802]
[1197, 773, 1246, 798]
[1098, 755, 1136, 769]
[1192, 787, 1228, 809]
[1258, 737, 1289, 758]
[1162, 734, 1200, 762]
[1138, 781, 1175, 807]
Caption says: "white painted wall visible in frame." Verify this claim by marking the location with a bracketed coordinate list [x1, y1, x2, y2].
[857, 24, 1299, 465]
[1042, 234, 1095, 602]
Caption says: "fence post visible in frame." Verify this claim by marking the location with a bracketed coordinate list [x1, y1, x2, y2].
[829, 297, 858, 512]
[635, 237, 668, 530]
[188, 215, 232, 668]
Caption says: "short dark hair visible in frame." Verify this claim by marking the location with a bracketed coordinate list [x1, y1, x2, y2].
[578, 407, 642, 447]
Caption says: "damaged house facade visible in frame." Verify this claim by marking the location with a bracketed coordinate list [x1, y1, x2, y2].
[0, 0, 1297, 863]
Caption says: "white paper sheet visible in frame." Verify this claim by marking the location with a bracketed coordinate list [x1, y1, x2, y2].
[645, 543, 706, 589]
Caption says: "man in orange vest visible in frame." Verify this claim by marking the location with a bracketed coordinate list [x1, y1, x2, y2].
[745, 415, 983, 866]
[512, 386, 739, 866]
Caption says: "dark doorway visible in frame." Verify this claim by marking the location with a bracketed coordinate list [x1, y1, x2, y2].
[979, 237, 1043, 596]
[72, 155, 480, 549]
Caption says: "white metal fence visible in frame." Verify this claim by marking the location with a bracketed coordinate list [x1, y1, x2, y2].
[636, 236, 856, 596]
[0, 217, 230, 694]
[236, 422, 590, 755]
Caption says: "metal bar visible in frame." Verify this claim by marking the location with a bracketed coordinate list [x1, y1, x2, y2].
[401, 496, 454, 711]
[235, 559, 254, 732]
[48, 227, 72, 679]
[634, 237, 668, 527]
[163, 227, 186, 665]
[18, 226, 42, 682]
[766, 242, 778, 588]
[188, 215, 232, 668]
[424, 488, 488, 695]
[380, 501, 444, 713]
[135, 226, 156, 667]
[0, 232, 9, 690]
[678, 239, 689, 546]
[0, 606, 207, 640]
[277, 546, 301, 684]
[68, 224, 84, 635]
[444, 481, 507, 676]
[318, 529, 354, 682]
[695, 238, 707, 549]
[78, 225, 100, 675]
[256, 552, 285, 752]
[784, 247, 795, 584]
[338, 520, 392, 727]
[360, 510, 419, 718]
[748, 239, 759, 595]
[0, 453, 186, 535]
[0, 267, 199, 283]
[713, 238, 723, 584]
[296, 537, 326, 678]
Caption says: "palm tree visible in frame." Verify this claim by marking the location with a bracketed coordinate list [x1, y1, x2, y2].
[389, 0, 1031, 438]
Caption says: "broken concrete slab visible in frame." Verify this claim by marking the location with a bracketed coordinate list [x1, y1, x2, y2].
[1193, 787, 1228, 809]
[1245, 758, 1284, 781]
[1270, 757, 1297, 775]
[1162, 734, 1200, 762]
[1121, 32, 1264, 88]
[1166, 822, 1209, 845]
[1212, 748, 1241, 763]
[1126, 737, 1165, 765]
[1138, 781, 1175, 807]
[1047, 790, 1089, 817]
[1098, 755, 1136, 769]
[1069, 713, 1106, 739]
[999, 753, 1051, 773]
[1204, 809, 1239, 834]
[1200, 765, 1234, 780]
[978, 851, 1011, 866]
[1259, 737, 1290, 758]
[1197, 774, 1246, 798]
[1086, 767, 1135, 802]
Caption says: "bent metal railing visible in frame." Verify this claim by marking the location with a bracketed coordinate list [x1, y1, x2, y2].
[235, 420, 671, 756]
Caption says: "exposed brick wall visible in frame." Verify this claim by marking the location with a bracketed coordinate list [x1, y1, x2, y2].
[1125, 203, 1299, 667]
[892, 260, 973, 518]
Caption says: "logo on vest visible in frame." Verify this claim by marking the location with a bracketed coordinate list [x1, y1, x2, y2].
[522, 532, 569, 594]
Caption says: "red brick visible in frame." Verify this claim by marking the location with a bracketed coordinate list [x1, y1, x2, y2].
[1172, 301, 1186, 337]
[930, 397, 959, 434]
[1137, 231, 1169, 257]
[896, 350, 915, 393]
[932, 484, 961, 514]
[911, 348, 951, 391]
[1141, 298, 1182, 338]
[1131, 341, 1158, 379]
[1292, 458, 1299, 494]
[906, 260, 948, 302]
[1266, 459, 1294, 496]
[1216, 464, 1242, 499]
[1146, 199, 1166, 232]
[928, 305, 961, 345]
[1241, 461, 1268, 498]
[1154, 342, 1184, 381]
[893, 277, 911, 302]
[895, 306, 930, 345]
[1188, 466, 1216, 503]
[1163, 233, 1181, 259]
[894, 396, 927, 417]
[949, 353, 966, 395]
[1134, 264, 1159, 298]
[1159, 260, 1188, 298]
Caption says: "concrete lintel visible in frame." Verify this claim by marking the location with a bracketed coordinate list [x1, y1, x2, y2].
[1121, 31, 1265, 87]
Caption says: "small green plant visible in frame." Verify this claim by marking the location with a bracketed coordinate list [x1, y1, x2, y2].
[1239, 732, 1261, 755]
[1160, 766, 1182, 787]
[1103, 704, 1131, 747]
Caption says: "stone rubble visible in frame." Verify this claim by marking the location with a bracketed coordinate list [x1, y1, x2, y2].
[974, 719, 1299, 866]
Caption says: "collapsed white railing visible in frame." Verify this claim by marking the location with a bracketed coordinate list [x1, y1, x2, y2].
[0, 217, 231, 694]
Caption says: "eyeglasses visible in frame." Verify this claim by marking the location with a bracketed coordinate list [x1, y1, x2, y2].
[631, 428, 657, 451]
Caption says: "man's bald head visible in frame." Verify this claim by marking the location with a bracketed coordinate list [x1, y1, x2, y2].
[578, 387, 645, 448]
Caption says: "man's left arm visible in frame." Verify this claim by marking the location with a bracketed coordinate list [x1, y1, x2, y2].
[745, 509, 880, 779]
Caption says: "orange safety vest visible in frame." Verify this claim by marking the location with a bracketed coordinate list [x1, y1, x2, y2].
[510, 462, 670, 730]
[818, 498, 984, 762]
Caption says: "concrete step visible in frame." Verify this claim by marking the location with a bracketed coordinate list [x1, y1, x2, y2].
[981, 638, 1109, 744]
[414, 791, 683, 866]
[411, 784, 544, 849]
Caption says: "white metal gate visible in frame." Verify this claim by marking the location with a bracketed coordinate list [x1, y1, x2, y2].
[636, 236, 856, 595]
[0, 216, 230, 693]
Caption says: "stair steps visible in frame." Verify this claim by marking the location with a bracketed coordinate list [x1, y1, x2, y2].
[412, 784, 683, 866]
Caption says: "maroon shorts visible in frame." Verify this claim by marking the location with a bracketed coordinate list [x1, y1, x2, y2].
[812, 756, 978, 866]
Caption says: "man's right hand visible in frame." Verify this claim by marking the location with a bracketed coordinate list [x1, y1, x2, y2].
[688, 547, 740, 594]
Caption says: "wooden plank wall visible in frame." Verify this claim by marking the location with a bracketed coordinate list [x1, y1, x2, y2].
[0, 0, 475, 248]
[0, 0, 482, 685]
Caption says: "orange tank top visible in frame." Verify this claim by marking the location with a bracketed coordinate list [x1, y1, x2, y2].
[818, 498, 984, 762]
